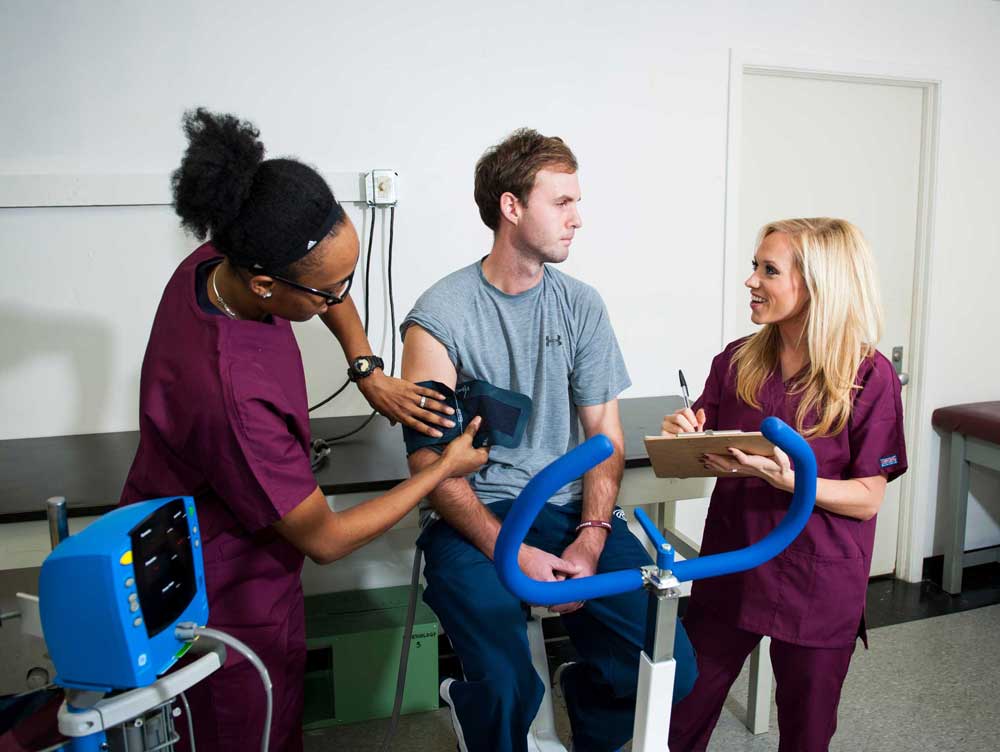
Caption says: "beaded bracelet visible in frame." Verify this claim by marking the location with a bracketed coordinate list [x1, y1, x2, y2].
[575, 519, 613, 533]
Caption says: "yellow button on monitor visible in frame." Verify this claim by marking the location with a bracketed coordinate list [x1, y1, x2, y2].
[120, 550, 133, 566]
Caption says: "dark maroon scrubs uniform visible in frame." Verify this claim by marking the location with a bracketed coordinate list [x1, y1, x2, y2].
[121, 244, 317, 751]
[669, 339, 907, 752]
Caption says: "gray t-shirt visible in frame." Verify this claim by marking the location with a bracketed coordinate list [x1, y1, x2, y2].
[400, 259, 631, 506]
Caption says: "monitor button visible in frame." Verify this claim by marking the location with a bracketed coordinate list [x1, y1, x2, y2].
[133, 617, 143, 627]
[125, 577, 135, 588]
[119, 551, 133, 566]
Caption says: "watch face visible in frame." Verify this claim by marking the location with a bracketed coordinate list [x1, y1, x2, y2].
[349, 356, 382, 380]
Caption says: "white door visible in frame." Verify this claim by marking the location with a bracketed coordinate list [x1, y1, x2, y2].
[727, 72, 925, 576]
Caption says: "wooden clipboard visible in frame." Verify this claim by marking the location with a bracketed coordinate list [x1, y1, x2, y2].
[643, 431, 776, 479]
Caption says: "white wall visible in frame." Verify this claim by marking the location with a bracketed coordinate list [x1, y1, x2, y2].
[1, 0, 998, 567]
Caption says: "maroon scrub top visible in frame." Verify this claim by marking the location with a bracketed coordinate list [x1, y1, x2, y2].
[685, 339, 907, 648]
[121, 243, 317, 749]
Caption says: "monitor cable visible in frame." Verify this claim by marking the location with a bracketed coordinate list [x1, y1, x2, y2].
[175, 623, 272, 752]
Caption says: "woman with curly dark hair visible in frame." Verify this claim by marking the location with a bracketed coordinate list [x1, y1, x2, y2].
[120, 109, 488, 750]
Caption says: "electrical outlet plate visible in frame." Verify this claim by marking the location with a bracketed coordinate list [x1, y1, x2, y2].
[365, 169, 399, 206]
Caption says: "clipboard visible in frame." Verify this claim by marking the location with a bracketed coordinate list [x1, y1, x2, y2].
[643, 431, 776, 479]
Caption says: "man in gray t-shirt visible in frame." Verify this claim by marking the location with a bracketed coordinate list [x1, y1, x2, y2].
[402, 129, 695, 752]
[402, 257, 630, 508]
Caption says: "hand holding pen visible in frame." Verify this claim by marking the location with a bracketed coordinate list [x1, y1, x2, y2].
[661, 369, 706, 435]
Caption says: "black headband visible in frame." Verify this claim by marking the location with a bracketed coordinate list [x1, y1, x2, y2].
[305, 202, 341, 251]
[247, 202, 341, 272]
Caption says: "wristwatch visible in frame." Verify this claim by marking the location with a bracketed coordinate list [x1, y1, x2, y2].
[347, 355, 384, 382]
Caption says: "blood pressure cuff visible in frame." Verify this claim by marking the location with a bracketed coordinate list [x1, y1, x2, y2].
[403, 380, 532, 453]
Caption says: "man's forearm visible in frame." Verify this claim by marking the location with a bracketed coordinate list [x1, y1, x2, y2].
[581, 440, 624, 523]
[567, 442, 624, 562]
[408, 448, 502, 558]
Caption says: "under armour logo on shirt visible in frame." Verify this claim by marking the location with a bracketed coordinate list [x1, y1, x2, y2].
[545, 335, 563, 346]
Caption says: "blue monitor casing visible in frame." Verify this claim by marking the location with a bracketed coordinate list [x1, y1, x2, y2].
[39, 496, 209, 691]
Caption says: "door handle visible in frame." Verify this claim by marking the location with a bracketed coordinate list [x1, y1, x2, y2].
[891, 346, 909, 386]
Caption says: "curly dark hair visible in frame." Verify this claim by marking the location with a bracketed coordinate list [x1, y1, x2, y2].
[171, 108, 345, 277]
[474, 128, 578, 232]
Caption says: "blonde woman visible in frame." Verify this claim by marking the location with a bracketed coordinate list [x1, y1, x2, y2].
[664, 219, 907, 752]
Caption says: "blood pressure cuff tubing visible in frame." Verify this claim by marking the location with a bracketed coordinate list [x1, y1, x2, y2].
[403, 380, 532, 453]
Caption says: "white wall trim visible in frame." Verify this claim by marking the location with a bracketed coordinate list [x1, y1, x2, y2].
[897, 82, 942, 583]
[0, 171, 371, 208]
[722, 48, 944, 583]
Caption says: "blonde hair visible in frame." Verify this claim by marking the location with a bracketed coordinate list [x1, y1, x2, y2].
[731, 218, 883, 438]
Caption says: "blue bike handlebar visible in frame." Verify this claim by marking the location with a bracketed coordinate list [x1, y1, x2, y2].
[494, 434, 644, 604]
[494, 417, 817, 606]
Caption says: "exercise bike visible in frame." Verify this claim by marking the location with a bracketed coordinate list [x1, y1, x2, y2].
[493, 416, 817, 751]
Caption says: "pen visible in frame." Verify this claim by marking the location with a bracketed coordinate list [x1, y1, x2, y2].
[679, 369, 690, 410]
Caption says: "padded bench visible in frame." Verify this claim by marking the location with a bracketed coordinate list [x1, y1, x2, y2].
[931, 401, 1000, 594]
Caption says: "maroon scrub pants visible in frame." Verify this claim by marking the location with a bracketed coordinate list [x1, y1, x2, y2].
[669, 615, 855, 752]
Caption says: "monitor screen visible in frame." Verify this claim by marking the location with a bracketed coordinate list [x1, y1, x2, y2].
[129, 498, 197, 638]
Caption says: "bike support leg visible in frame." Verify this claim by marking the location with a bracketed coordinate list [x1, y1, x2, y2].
[631, 569, 681, 752]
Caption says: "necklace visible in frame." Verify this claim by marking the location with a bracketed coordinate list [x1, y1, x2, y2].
[210, 264, 240, 320]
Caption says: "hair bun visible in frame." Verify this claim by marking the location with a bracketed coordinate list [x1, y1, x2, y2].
[171, 108, 265, 240]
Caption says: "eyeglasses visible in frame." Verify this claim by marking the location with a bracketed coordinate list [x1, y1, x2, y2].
[256, 269, 354, 306]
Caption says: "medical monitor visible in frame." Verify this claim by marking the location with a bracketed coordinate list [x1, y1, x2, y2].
[39, 496, 208, 691]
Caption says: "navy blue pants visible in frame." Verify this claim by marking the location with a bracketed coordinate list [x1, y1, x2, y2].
[418, 500, 697, 752]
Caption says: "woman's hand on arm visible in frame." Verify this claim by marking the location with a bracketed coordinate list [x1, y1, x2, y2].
[274, 417, 488, 565]
[438, 416, 491, 477]
[704, 447, 888, 521]
[356, 370, 456, 438]
[320, 295, 454, 437]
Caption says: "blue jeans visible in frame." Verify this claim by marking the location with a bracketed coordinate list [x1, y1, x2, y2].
[418, 499, 697, 752]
